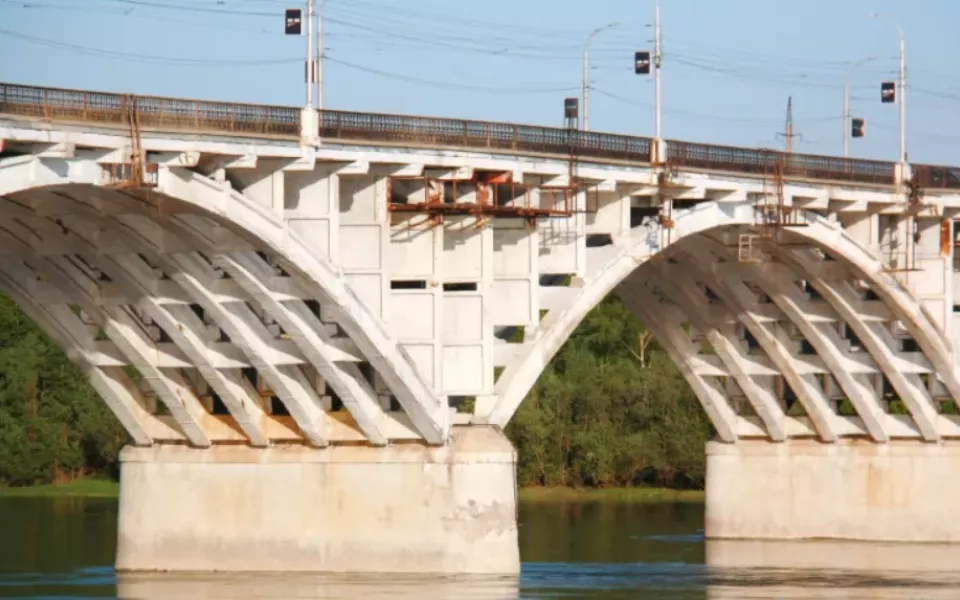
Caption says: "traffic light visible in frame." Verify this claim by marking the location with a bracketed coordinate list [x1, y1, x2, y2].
[634, 51, 651, 75]
[563, 97, 579, 129]
[851, 117, 865, 138]
[881, 82, 896, 103]
[284, 8, 302, 35]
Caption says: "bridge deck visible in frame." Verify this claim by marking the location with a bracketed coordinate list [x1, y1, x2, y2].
[1, 81, 958, 189]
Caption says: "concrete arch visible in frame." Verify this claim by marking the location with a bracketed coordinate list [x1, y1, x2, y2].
[484, 203, 958, 440]
[0, 259, 157, 446]
[0, 155, 449, 444]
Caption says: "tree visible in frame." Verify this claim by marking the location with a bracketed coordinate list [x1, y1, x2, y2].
[0, 293, 711, 490]
[0, 296, 126, 486]
[507, 296, 712, 489]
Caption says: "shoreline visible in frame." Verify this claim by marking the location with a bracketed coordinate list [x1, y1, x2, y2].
[0, 479, 120, 498]
[0, 480, 704, 502]
[519, 486, 704, 503]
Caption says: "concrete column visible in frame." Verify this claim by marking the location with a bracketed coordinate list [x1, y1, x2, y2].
[116, 427, 519, 575]
[706, 439, 960, 542]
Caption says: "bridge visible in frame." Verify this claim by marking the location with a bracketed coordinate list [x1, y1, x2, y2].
[3, 80, 960, 574]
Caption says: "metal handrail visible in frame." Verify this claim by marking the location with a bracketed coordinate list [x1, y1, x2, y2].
[0, 80, 932, 188]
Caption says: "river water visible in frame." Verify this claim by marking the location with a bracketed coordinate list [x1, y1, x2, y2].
[3, 497, 960, 599]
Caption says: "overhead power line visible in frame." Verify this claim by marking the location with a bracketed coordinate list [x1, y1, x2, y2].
[589, 86, 842, 126]
[0, 26, 298, 65]
[326, 57, 577, 94]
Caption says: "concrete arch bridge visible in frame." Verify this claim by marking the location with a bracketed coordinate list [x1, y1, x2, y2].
[3, 81, 960, 574]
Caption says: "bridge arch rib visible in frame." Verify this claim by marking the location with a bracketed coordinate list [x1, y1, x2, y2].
[483, 202, 960, 443]
[0, 155, 449, 446]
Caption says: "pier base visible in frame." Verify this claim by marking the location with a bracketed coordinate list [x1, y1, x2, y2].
[116, 427, 519, 574]
[706, 439, 960, 542]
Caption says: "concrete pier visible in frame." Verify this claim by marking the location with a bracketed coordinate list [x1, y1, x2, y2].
[116, 427, 519, 575]
[706, 439, 960, 542]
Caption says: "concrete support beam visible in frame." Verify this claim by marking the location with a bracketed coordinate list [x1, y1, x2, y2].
[93, 252, 273, 448]
[617, 278, 739, 442]
[707, 439, 960, 542]
[215, 251, 390, 446]
[164, 252, 331, 447]
[649, 262, 788, 441]
[0, 259, 155, 446]
[680, 245, 840, 443]
[32, 256, 213, 446]
[116, 428, 519, 575]
[708, 242, 889, 443]
[782, 249, 941, 442]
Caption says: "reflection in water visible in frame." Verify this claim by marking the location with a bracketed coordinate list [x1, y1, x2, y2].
[116, 572, 521, 600]
[706, 539, 960, 599]
[5, 497, 960, 599]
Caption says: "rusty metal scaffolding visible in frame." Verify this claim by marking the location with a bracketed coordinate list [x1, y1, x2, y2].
[738, 152, 806, 263]
[104, 95, 158, 189]
[386, 172, 576, 228]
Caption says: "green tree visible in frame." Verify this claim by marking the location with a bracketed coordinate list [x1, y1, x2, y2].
[0, 297, 126, 486]
[0, 292, 712, 491]
[508, 296, 712, 489]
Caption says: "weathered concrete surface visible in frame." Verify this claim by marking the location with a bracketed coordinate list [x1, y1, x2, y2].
[116, 427, 519, 574]
[706, 439, 960, 542]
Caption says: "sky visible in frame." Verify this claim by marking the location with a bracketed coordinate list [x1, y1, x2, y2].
[2, 0, 960, 166]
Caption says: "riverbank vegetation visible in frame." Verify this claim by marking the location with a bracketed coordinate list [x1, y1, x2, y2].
[0, 295, 712, 491]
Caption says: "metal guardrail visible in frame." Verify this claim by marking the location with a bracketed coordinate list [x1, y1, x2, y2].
[0, 81, 947, 189]
[912, 164, 960, 190]
[667, 140, 896, 185]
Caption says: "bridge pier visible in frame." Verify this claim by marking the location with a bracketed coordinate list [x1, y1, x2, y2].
[706, 439, 960, 542]
[115, 428, 519, 575]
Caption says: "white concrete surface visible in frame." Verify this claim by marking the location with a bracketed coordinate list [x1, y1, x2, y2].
[4, 113, 960, 449]
[706, 439, 960, 542]
[115, 427, 519, 575]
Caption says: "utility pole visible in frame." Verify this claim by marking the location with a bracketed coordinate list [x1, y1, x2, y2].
[776, 96, 801, 155]
[873, 12, 907, 166]
[582, 22, 618, 131]
[317, 0, 324, 112]
[294, 0, 323, 144]
[306, 0, 314, 111]
[898, 28, 907, 165]
[654, 0, 662, 143]
[843, 56, 875, 158]
[843, 78, 849, 158]
[785, 96, 793, 155]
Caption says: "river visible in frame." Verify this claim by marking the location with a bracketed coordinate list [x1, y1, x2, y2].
[3, 497, 960, 599]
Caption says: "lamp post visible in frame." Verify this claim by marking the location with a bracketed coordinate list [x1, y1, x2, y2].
[582, 22, 619, 131]
[317, 0, 324, 112]
[843, 55, 876, 158]
[872, 12, 907, 166]
[306, 0, 314, 110]
[654, 0, 661, 142]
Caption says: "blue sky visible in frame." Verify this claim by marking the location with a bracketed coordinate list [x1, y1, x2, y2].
[2, 0, 960, 166]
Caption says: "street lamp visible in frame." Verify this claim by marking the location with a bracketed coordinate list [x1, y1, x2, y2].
[582, 22, 619, 131]
[287, 0, 323, 145]
[654, 0, 661, 143]
[634, 1, 663, 156]
[844, 55, 876, 158]
[872, 12, 907, 166]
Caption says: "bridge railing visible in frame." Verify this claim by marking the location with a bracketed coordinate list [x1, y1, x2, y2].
[912, 164, 960, 190]
[0, 81, 926, 189]
[0, 82, 301, 136]
[318, 110, 652, 161]
[667, 140, 896, 185]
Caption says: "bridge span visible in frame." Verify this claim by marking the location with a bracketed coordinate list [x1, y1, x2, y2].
[4, 81, 960, 574]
